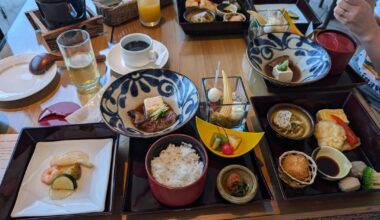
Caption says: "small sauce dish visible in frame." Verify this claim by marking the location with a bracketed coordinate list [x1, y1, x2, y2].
[216, 164, 258, 204]
[311, 146, 352, 181]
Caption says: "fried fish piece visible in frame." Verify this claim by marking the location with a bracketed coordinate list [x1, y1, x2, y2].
[316, 109, 349, 123]
[314, 120, 346, 151]
[185, 0, 199, 8]
[200, 0, 216, 11]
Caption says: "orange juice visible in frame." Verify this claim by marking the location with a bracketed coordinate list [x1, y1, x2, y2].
[137, 0, 161, 26]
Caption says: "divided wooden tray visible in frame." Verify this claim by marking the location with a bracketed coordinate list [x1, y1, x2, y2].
[175, 0, 250, 35]
[251, 91, 380, 199]
[175, 0, 320, 35]
[123, 118, 272, 215]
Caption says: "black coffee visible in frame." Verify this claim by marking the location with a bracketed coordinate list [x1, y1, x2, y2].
[123, 41, 150, 51]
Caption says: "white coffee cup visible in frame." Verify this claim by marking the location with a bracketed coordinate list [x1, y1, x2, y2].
[120, 33, 157, 67]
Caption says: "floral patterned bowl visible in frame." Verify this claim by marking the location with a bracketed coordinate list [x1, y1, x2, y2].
[246, 32, 331, 86]
[100, 69, 199, 138]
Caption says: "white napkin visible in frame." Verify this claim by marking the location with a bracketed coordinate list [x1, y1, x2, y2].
[0, 134, 18, 183]
[65, 77, 116, 124]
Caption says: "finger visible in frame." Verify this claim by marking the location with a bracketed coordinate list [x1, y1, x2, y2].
[343, 0, 364, 6]
[337, 0, 352, 12]
[334, 6, 349, 23]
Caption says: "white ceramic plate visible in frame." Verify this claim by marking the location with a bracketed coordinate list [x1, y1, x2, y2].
[0, 53, 57, 102]
[106, 40, 169, 75]
[255, 4, 308, 24]
[11, 138, 113, 217]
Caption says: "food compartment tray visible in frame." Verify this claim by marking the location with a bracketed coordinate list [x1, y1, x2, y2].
[251, 91, 380, 199]
[123, 118, 272, 215]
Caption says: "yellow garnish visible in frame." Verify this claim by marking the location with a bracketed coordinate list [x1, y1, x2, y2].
[247, 10, 267, 25]
[220, 70, 232, 118]
[280, 8, 303, 36]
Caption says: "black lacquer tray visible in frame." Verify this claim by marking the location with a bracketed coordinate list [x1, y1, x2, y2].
[176, 0, 320, 35]
[0, 123, 120, 220]
[123, 118, 272, 215]
[251, 91, 380, 199]
[175, 0, 251, 35]
[263, 64, 366, 93]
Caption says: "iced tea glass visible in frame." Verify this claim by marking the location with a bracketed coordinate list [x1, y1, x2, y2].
[57, 29, 100, 94]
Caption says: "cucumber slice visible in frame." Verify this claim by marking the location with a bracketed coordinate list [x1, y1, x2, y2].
[288, 10, 299, 20]
[51, 174, 77, 190]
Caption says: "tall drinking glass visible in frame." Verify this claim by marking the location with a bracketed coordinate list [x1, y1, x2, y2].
[137, 0, 161, 27]
[57, 29, 100, 94]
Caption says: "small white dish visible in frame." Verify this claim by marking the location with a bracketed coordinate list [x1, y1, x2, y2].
[311, 146, 352, 181]
[0, 53, 56, 102]
[106, 40, 169, 76]
[254, 4, 308, 24]
[11, 139, 113, 217]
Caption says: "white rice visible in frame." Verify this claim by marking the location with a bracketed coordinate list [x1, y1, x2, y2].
[151, 142, 204, 188]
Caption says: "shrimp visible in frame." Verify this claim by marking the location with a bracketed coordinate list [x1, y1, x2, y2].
[41, 166, 62, 185]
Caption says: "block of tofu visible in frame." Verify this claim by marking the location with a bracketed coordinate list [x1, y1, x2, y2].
[272, 64, 293, 82]
[316, 109, 349, 123]
[144, 96, 164, 117]
[273, 110, 292, 129]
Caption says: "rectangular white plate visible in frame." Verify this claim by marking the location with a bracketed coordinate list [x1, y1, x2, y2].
[255, 4, 309, 24]
[11, 138, 113, 217]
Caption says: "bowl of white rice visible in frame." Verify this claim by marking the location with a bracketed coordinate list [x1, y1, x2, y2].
[145, 134, 209, 207]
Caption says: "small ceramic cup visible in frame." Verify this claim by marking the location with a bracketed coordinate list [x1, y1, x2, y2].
[311, 146, 352, 181]
[216, 164, 258, 204]
[120, 33, 156, 67]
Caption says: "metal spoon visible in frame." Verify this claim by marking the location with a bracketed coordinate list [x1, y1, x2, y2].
[29, 53, 106, 75]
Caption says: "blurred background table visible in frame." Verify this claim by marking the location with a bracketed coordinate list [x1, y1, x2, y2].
[1, 1, 380, 219]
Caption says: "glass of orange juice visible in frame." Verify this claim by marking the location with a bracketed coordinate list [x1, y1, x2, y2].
[137, 0, 161, 27]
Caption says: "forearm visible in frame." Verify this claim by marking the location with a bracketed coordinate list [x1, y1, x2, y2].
[360, 27, 380, 73]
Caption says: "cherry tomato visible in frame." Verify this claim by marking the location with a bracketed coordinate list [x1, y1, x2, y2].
[331, 115, 359, 146]
[221, 144, 234, 155]
[226, 172, 242, 191]
[208, 101, 220, 111]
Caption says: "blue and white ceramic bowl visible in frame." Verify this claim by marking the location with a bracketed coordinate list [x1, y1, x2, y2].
[246, 32, 331, 86]
[100, 69, 200, 138]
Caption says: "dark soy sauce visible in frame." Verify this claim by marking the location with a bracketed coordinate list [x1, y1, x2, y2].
[316, 156, 340, 176]
[123, 41, 150, 51]
[264, 63, 302, 82]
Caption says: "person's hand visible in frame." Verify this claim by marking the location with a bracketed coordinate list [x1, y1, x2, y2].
[334, 0, 379, 43]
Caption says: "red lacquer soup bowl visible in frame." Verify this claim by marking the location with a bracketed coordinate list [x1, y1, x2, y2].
[145, 134, 209, 207]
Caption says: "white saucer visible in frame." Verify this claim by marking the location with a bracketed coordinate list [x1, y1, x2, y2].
[0, 54, 57, 102]
[106, 40, 169, 75]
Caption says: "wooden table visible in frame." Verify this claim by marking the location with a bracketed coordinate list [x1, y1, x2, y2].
[1, 1, 380, 219]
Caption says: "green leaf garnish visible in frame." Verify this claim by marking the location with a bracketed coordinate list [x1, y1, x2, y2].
[277, 60, 289, 72]
[150, 105, 169, 121]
